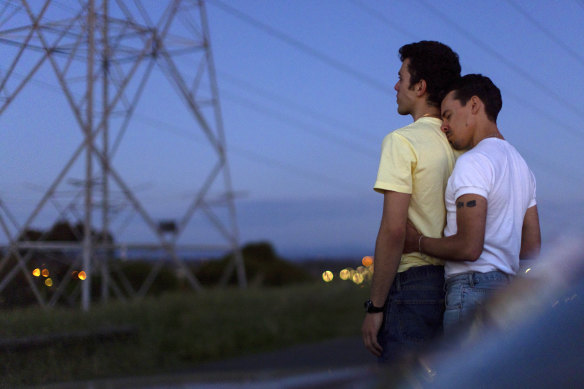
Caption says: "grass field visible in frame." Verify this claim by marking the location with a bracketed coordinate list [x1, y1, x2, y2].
[0, 279, 369, 387]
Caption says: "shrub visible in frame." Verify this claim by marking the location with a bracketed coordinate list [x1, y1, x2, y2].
[195, 242, 314, 287]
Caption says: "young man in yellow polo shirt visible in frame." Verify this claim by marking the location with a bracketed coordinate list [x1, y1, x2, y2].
[362, 41, 461, 362]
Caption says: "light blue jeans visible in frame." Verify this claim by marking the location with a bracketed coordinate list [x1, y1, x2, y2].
[443, 270, 512, 335]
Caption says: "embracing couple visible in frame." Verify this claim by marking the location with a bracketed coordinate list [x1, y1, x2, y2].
[361, 41, 541, 362]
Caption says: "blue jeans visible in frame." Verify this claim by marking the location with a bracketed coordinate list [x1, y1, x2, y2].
[443, 270, 512, 335]
[377, 265, 445, 363]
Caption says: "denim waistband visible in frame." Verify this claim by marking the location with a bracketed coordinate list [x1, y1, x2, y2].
[446, 270, 512, 287]
[392, 265, 444, 291]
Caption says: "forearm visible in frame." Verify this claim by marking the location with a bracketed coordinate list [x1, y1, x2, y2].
[420, 233, 483, 262]
[520, 205, 541, 259]
[369, 229, 404, 307]
[363, 190, 410, 357]
[520, 242, 540, 260]
[417, 194, 486, 262]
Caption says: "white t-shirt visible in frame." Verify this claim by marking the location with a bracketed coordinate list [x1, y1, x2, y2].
[444, 138, 537, 277]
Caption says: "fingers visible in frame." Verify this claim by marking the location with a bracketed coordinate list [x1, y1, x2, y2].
[364, 333, 382, 356]
[362, 314, 384, 357]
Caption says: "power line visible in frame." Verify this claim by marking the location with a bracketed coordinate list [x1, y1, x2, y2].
[3, 0, 581, 199]
[415, 0, 584, 118]
[135, 81, 379, 162]
[2, 64, 580, 202]
[137, 83, 378, 159]
[0, 65, 373, 195]
[208, 0, 393, 95]
[157, 61, 381, 158]
[217, 70, 380, 145]
[504, 0, 584, 67]
[348, 0, 418, 42]
[229, 145, 358, 193]
[130, 112, 361, 193]
[502, 89, 582, 140]
[350, 0, 584, 139]
[520, 147, 583, 186]
[218, 88, 378, 160]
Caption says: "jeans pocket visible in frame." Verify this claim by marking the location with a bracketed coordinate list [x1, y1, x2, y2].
[444, 283, 464, 333]
[395, 299, 445, 344]
[443, 305, 461, 334]
[445, 288, 462, 310]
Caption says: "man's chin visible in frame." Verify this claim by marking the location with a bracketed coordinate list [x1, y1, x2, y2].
[451, 142, 470, 151]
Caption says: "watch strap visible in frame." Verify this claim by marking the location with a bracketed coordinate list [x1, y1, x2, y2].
[364, 299, 385, 313]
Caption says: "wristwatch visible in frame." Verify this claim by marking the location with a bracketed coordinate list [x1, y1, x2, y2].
[364, 299, 385, 313]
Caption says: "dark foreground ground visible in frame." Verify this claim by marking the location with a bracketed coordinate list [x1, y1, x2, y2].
[39, 336, 379, 389]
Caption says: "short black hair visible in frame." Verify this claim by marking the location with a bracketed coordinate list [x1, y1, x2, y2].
[399, 41, 461, 107]
[448, 74, 502, 123]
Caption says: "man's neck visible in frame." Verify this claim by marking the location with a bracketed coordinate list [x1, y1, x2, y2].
[412, 106, 441, 122]
[472, 122, 503, 147]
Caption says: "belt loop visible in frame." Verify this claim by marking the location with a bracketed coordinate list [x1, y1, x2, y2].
[468, 273, 475, 287]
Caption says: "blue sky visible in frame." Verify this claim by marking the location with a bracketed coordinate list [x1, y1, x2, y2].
[0, 0, 583, 259]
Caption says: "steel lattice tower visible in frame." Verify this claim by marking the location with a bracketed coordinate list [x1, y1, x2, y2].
[0, 0, 247, 310]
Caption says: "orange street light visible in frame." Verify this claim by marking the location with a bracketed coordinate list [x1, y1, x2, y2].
[362, 256, 373, 267]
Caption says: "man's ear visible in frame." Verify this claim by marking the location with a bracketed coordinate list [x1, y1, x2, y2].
[470, 96, 482, 115]
[415, 79, 427, 97]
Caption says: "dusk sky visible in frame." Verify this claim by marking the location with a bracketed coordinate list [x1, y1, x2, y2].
[0, 0, 583, 259]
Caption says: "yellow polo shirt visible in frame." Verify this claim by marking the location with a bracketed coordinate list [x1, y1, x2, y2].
[374, 117, 457, 272]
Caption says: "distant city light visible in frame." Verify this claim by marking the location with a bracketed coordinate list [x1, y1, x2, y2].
[352, 272, 364, 285]
[78, 271, 87, 280]
[322, 270, 333, 282]
[45, 278, 53, 287]
[339, 268, 351, 280]
[362, 256, 373, 267]
[41, 268, 50, 277]
[32, 268, 41, 277]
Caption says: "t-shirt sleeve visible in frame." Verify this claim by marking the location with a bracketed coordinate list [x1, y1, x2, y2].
[528, 169, 537, 208]
[451, 153, 492, 200]
[374, 132, 416, 194]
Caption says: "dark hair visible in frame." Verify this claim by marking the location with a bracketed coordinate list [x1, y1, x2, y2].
[449, 74, 502, 122]
[399, 41, 461, 107]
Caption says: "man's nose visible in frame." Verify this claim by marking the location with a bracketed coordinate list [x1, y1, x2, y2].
[394, 81, 399, 92]
[441, 123, 448, 133]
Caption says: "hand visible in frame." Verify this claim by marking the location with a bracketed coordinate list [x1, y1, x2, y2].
[362, 312, 384, 357]
[403, 220, 422, 253]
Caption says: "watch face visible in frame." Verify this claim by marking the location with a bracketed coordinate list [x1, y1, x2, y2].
[365, 300, 373, 312]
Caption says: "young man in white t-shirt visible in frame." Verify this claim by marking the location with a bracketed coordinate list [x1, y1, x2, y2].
[404, 74, 541, 333]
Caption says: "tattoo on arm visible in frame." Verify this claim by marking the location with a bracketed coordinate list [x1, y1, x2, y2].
[457, 200, 477, 209]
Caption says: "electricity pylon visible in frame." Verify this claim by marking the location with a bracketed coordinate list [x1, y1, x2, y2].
[0, 0, 247, 310]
